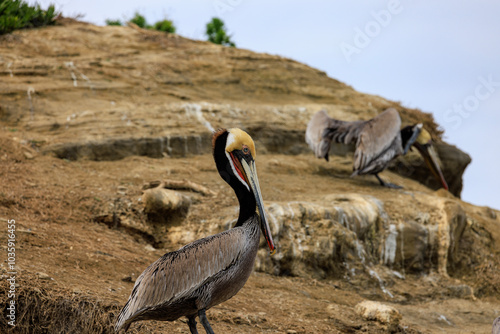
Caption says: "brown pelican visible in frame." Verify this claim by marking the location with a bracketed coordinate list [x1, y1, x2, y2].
[115, 128, 276, 333]
[493, 316, 500, 334]
[306, 108, 449, 190]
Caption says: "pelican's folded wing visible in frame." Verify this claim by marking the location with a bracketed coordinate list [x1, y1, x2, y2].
[115, 228, 247, 332]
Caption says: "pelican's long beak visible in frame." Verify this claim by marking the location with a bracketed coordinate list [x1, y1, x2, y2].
[240, 159, 276, 255]
[414, 143, 449, 191]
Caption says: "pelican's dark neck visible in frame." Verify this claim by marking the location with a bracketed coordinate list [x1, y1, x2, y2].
[400, 125, 415, 150]
[213, 131, 257, 227]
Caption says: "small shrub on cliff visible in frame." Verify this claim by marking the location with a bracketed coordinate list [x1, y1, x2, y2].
[105, 19, 122, 26]
[106, 13, 176, 33]
[0, 0, 59, 35]
[130, 12, 147, 28]
[153, 19, 175, 33]
[205, 17, 235, 47]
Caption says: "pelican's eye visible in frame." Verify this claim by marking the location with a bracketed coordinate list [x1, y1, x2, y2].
[242, 146, 250, 155]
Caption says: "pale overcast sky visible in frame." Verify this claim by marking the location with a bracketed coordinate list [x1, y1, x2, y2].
[28, 0, 500, 210]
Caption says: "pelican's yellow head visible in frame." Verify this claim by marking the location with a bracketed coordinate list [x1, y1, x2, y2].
[225, 128, 257, 158]
[408, 124, 449, 191]
[416, 126, 432, 145]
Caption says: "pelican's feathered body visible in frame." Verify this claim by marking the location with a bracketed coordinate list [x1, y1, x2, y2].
[306, 108, 448, 189]
[493, 316, 500, 334]
[115, 128, 275, 333]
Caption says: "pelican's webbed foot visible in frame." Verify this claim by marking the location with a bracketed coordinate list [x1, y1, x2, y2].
[375, 174, 403, 189]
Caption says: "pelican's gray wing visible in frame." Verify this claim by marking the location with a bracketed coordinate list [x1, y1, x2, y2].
[352, 108, 402, 174]
[115, 227, 247, 332]
[305, 109, 366, 161]
[493, 316, 500, 334]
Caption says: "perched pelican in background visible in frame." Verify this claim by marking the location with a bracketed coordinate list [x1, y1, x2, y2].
[306, 108, 449, 190]
[115, 128, 276, 333]
[493, 316, 500, 334]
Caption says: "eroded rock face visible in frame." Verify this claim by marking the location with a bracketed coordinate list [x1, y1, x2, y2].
[47, 133, 212, 161]
[381, 219, 428, 272]
[254, 195, 383, 278]
[436, 199, 468, 276]
[250, 193, 472, 279]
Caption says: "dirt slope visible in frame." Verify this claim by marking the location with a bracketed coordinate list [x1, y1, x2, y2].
[0, 20, 498, 333]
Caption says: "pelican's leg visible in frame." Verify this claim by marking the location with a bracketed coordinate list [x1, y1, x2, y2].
[198, 309, 215, 334]
[375, 174, 402, 189]
[188, 315, 199, 334]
